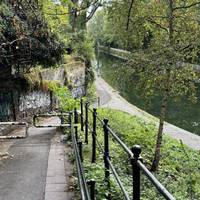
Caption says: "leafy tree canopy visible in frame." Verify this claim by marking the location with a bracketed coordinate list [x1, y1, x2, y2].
[89, 0, 200, 171]
[0, 0, 65, 75]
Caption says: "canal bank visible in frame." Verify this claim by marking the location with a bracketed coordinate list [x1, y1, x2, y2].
[95, 75, 200, 150]
[97, 51, 200, 136]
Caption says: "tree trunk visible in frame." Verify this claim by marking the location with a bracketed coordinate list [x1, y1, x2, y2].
[151, 68, 171, 171]
[151, 90, 168, 171]
[151, 0, 174, 172]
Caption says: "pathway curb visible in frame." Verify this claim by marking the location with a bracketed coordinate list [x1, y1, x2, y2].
[45, 134, 74, 200]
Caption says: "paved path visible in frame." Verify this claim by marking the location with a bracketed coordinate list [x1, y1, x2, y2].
[45, 133, 73, 200]
[95, 76, 200, 150]
[0, 118, 73, 200]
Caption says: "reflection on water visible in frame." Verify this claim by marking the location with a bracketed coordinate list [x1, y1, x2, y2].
[97, 52, 200, 135]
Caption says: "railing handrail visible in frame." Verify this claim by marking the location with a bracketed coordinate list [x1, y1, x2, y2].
[70, 99, 175, 200]
[106, 126, 133, 157]
[105, 124, 175, 200]
[86, 100, 175, 200]
[70, 112, 91, 200]
[106, 157, 131, 200]
[137, 160, 175, 200]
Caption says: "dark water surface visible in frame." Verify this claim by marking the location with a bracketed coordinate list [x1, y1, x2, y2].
[97, 52, 200, 135]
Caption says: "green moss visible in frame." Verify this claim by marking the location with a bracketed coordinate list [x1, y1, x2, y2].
[23, 67, 43, 90]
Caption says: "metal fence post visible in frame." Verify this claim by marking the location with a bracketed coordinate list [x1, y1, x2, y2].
[74, 108, 78, 141]
[80, 98, 84, 131]
[50, 90, 53, 111]
[33, 115, 36, 127]
[68, 111, 72, 126]
[78, 141, 83, 162]
[60, 110, 64, 124]
[87, 179, 96, 200]
[85, 102, 89, 144]
[74, 107, 78, 123]
[131, 145, 142, 200]
[98, 97, 100, 107]
[60, 110, 64, 134]
[103, 118, 110, 199]
[92, 108, 97, 163]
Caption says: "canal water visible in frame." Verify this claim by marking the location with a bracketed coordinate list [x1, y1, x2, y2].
[97, 52, 200, 135]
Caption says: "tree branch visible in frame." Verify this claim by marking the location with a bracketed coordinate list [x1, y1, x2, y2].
[147, 19, 169, 33]
[0, 36, 29, 48]
[43, 12, 69, 16]
[173, 1, 200, 11]
[86, 1, 102, 22]
[126, 0, 135, 30]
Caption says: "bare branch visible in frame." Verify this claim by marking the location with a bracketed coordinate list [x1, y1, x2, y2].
[126, 0, 135, 31]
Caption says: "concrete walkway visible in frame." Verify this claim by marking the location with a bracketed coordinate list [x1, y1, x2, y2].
[45, 134, 73, 200]
[0, 118, 74, 200]
[95, 76, 200, 150]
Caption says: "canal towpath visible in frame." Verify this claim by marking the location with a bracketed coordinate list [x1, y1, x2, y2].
[95, 76, 200, 150]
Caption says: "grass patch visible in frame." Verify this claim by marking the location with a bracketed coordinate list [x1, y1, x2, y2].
[82, 108, 200, 200]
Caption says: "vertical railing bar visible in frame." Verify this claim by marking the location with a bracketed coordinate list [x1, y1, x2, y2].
[85, 102, 89, 144]
[103, 118, 110, 199]
[74, 108, 78, 141]
[78, 140, 83, 162]
[87, 179, 96, 200]
[131, 145, 142, 200]
[81, 98, 84, 131]
[92, 108, 97, 163]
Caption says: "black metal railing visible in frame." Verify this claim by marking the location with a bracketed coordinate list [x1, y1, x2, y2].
[71, 99, 175, 200]
[69, 112, 91, 200]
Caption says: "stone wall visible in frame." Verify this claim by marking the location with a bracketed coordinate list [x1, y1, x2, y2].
[41, 68, 65, 85]
[64, 61, 85, 98]
[0, 61, 86, 135]
[17, 91, 51, 120]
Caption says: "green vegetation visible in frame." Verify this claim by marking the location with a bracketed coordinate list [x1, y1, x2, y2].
[40, 0, 69, 43]
[48, 82, 78, 111]
[23, 67, 61, 91]
[89, 0, 200, 170]
[83, 108, 200, 200]
[0, 0, 64, 73]
[0, 0, 99, 86]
